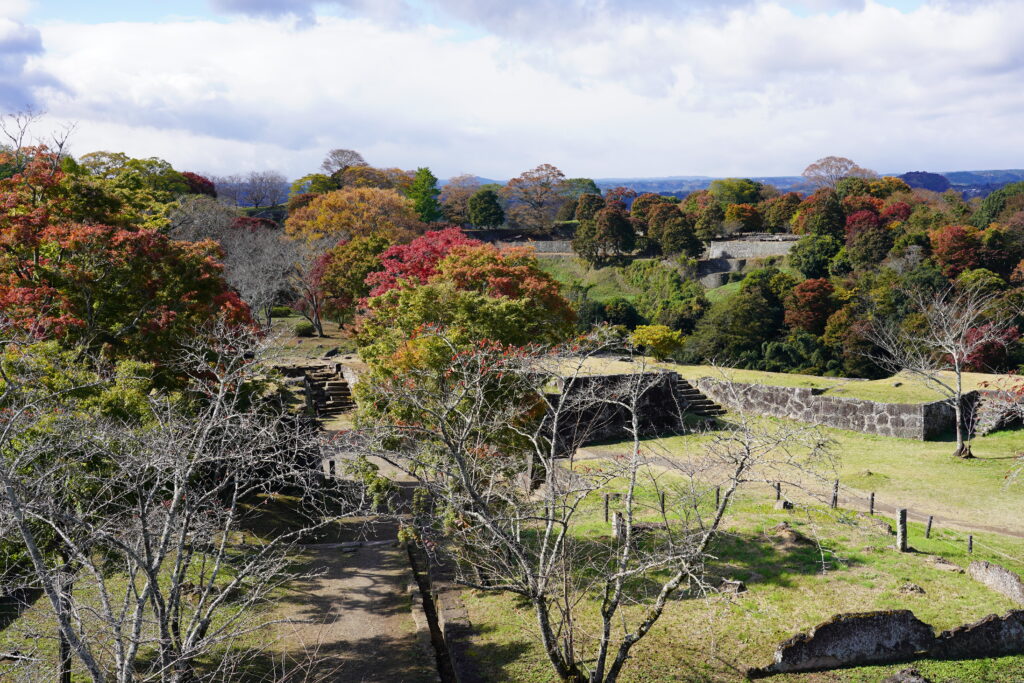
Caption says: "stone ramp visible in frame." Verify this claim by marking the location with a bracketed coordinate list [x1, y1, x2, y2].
[272, 543, 437, 683]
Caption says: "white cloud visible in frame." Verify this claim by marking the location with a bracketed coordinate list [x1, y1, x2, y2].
[21, 0, 1024, 179]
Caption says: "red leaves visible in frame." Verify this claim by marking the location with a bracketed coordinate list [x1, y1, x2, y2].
[930, 225, 985, 278]
[784, 278, 837, 335]
[365, 226, 481, 296]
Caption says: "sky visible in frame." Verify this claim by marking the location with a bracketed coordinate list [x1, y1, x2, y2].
[2, 0, 1024, 180]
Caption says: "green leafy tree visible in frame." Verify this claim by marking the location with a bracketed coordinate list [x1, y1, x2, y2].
[685, 289, 783, 366]
[572, 207, 635, 265]
[290, 172, 338, 197]
[847, 225, 894, 270]
[563, 177, 601, 198]
[792, 188, 845, 238]
[789, 234, 843, 279]
[467, 188, 505, 227]
[657, 214, 703, 258]
[321, 234, 392, 324]
[695, 201, 724, 241]
[408, 167, 443, 222]
[709, 178, 762, 205]
[574, 193, 605, 222]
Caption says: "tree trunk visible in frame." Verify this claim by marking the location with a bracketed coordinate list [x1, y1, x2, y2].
[57, 574, 73, 683]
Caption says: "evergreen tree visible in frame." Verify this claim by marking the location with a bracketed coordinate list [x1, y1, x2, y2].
[408, 167, 442, 222]
[467, 188, 505, 227]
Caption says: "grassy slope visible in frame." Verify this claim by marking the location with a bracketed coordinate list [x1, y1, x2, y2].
[585, 419, 1024, 534]
[537, 256, 645, 303]
[463, 488, 1024, 682]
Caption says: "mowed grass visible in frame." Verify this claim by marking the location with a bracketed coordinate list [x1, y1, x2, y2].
[462, 479, 1024, 683]
[266, 313, 358, 365]
[664, 364, 1012, 404]
[573, 356, 1011, 404]
[584, 416, 1024, 535]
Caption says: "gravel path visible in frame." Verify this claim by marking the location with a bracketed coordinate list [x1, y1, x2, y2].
[273, 542, 438, 683]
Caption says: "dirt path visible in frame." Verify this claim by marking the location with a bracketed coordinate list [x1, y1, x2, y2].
[273, 542, 438, 683]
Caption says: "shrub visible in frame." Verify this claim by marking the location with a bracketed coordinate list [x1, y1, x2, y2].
[293, 321, 316, 337]
[630, 324, 685, 361]
[270, 306, 292, 318]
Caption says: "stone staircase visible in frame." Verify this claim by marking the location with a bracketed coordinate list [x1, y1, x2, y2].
[671, 375, 726, 418]
[305, 367, 356, 417]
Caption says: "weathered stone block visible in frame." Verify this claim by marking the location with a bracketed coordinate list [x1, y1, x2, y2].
[931, 610, 1024, 660]
[968, 561, 1024, 605]
[749, 611, 934, 676]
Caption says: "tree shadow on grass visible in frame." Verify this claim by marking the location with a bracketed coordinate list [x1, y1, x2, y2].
[706, 528, 860, 590]
[0, 587, 40, 633]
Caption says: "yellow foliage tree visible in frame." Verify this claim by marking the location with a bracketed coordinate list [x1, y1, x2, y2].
[284, 187, 423, 242]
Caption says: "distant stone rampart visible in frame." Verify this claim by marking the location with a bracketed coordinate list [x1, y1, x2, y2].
[495, 239, 574, 253]
[696, 378, 978, 441]
[704, 235, 798, 260]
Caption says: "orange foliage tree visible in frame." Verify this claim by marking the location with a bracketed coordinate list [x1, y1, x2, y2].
[285, 187, 424, 242]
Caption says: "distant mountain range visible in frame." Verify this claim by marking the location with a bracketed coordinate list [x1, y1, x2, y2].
[443, 170, 1024, 199]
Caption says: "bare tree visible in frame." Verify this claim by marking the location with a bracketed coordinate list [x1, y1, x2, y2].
[1, 109, 76, 174]
[866, 283, 1019, 457]
[339, 330, 833, 683]
[169, 196, 296, 328]
[0, 322, 364, 682]
[288, 237, 334, 337]
[245, 171, 289, 209]
[319, 148, 367, 175]
[801, 156, 877, 189]
[209, 174, 245, 206]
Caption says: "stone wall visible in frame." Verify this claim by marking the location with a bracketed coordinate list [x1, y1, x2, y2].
[696, 378, 977, 441]
[750, 609, 1024, 677]
[967, 561, 1024, 605]
[932, 610, 1024, 660]
[749, 611, 934, 676]
[550, 371, 682, 449]
[496, 239, 573, 253]
[704, 236, 798, 260]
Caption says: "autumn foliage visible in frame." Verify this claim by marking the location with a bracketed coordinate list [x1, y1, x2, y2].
[365, 226, 482, 296]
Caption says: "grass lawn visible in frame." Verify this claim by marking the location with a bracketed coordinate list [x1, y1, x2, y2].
[660, 365, 1009, 404]
[462, 482, 1024, 682]
[584, 417, 1024, 535]
[572, 356, 1011, 405]
[267, 313, 358, 365]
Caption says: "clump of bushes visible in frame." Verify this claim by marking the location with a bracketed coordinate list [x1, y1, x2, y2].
[293, 321, 316, 337]
[270, 305, 292, 318]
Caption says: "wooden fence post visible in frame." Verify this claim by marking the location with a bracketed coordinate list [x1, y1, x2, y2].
[603, 493, 610, 523]
[869, 492, 875, 516]
[775, 482, 781, 501]
[968, 535, 973, 554]
[925, 516, 933, 539]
